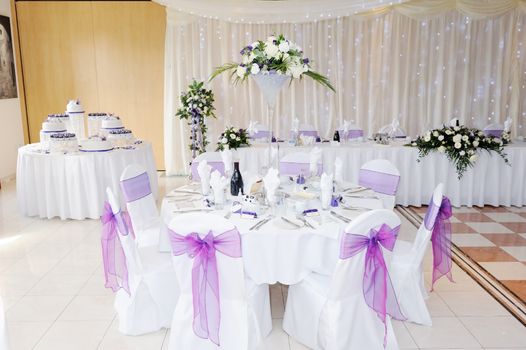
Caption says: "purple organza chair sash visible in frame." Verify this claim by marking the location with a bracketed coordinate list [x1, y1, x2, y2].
[191, 161, 225, 181]
[250, 130, 271, 139]
[339, 129, 364, 139]
[484, 129, 504, 138]
[423, 198, 441, 231]
[340, 223, 405, 347]
[101, 201, 134, 295]
[358, 169, 400, 195]
[298, 130, 318, 138]
[168, 228, 242, 346]
[430, 196, 454, 290]
[279, 161, 323, 176]
[120, 172, 152, 202]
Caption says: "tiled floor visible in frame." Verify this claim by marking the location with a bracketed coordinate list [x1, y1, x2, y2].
[411, 205, 526, 304]
[1, 175, 525, 349]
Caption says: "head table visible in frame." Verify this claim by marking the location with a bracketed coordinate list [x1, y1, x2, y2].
[16, 142, 158, 220]
[234, 140, 526, 207]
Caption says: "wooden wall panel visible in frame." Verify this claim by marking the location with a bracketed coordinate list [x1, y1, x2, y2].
[92, 1, 166, 167]
[15, 1, 166, 168]
[16, 1, 100, 142]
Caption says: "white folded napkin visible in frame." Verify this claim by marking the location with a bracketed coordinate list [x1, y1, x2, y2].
[309, 147, 322, 176]
[247, 121, 260, 136]
[197, 160, 212, 195]
[242, 171, 262, 195]
[291, 118, 299, 133]
[343, 120, 351, 134]
[320, 172, 333, 210]
[504, 118, 512, 133]
[334, 157, 343, 185]
[263, 167, 280, 205]
[449, 118, 460, 127]
[210, 170, 228, 204]
[220, 149, 233, 175]
[300, 134, 315, 146]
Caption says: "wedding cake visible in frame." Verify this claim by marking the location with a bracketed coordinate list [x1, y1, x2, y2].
[40, 120, 67, 151]
[65, 99, 85, 140]
[87, 112, 112, 137]
[49, 132, 78, 153]
[79, 136, 113, 152]
[108, 129, 135, 147]
[47, 113, 70, 124]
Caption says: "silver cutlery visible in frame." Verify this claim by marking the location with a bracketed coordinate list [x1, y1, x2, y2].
[224, 211, 232, 219]
[297, 215, 315, 229]
[172, 208, 213, 213]
[249, 217, 270, 231]
[343, 187, 369, 193]
[281, 216, 302, 229]
[344, 194, 378, 199]
[330, 210, 351, 223]
[255, 216, 273, 231]
[341, 205, 369, 211]
[167, 189, 201, 196]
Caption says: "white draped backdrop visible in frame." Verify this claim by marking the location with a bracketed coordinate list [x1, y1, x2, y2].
[160, 0, 526, 175]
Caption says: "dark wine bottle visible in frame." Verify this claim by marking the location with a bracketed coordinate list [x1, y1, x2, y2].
[333, 130, 340, 142]
[230, 161, 244, 196]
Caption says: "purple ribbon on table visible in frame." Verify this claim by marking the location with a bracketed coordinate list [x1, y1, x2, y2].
[358, 169, 400, 195]
[339, 129, 364, 139]
[120, 172, 152, 202]
[100, 201, 134, 295]
[430, 196, 454, 290]
[168, 228, 242, 346]
[340, 224, 405, 347]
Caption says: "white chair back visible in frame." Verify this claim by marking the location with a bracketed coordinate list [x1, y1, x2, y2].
[339, 123, 364, 140]
[378, 124, 406, 138]
[190, 152, 225, 181]
[249, 124, 271, 140]
[279, 152, 322, 176]
[298, 124, 318, 138]
[120, 164, 159, 240]
[359, 159, 400, 209]
[483, 123, 504, 138]
[167, 213, 250, 349]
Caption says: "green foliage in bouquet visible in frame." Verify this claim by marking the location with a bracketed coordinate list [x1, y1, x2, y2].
[216, 126, 250, 151]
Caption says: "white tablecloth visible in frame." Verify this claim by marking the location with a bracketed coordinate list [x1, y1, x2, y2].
[235, 141, 526, 207]
[17, 142, 158, 220]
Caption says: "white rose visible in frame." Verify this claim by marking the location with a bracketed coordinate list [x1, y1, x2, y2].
[424, 135, 431, 142]
[289, 64, 304, 79]
[267, 35, 276, 43]
[454, 142, 462, 149]
[251, 41, 259, 49]
[242, 55, 249, 64]
[236, 65, 247, 78]
[236, 137, 241, 141]
[438, 135, 444, 141]
[303, 64, 309, 72]
[478, 131, 484, 137]
[250, 63, 260, 75]
[452, 134, 462, 143]
[278, 41, 290, 53]
[221, 137, 228, 144]
[445, 130, 452, 135]
[454, 126, 460, 131]
[411, 142, 417, 146]
[230, 133, 236, 139]
[438, 146, 446, 153]
[264, 43, 279, 57]
[249, 52, 256, 62]
[469, 154, 478, 162]
[425, 131, 431, 138]
[459, 150, 465, 156]
[433, 131, 439, 137]
[462, 135, 469, 142]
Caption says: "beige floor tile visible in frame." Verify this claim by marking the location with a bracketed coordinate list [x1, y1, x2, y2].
[98, 318, 167, 350]
[438, 290, 509, 317]
[480, 261, 526, 280]
[58, 295, 115, 321]
[501, 246, 526, 262]
[466, 222, 513, 234]
[452, 233, 495, 247]
[460, 316, 526, 348]
[392, 320, 418, 349]
[33, 320, 111, 350]
[262, 318, 290, 349]
[405, 317, 480, 349]
[27, 273, 92, 296]
[6, 321, 52, 350]
[6, 295, 73, 322]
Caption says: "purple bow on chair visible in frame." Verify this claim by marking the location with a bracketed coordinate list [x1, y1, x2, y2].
[340, 224, 405, 347]
[168, 228, 242, 346]
[431, 196, 454, 290]
[100, 201, 134, 295]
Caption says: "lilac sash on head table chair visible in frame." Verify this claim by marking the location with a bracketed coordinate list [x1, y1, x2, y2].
[339, 129, 364, 140]
[483, 123, 504, 138]
[357, 159, 401, 210]
[190, 152, 225, 181]
[250, 130, 271, 140]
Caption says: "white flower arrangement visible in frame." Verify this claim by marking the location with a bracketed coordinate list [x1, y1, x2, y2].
[210, 34, 335, 91]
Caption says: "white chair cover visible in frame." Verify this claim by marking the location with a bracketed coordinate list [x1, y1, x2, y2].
[358, 159, 400, 209]
[378, 124, 406, 138]
[248, 123, 271, 141]
[298, 124, 319, 138]
[338, 123, 364, 140]
[0, 297, 8, 350]
[390, 183, 444, 326]
[105, 187, 178, 335]
[120, 164, 160, 247]
[279, 152, 323, 177]
[283, 209, 401, 350]
[191, 152, 226, 181]
[167, 213, 272, 350]
[483, 123, 505, 138]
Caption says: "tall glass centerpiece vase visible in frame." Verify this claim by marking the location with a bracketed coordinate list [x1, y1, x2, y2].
[252, 72, 288, 169]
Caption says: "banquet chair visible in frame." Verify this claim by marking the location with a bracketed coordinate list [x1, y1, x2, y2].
[358, 159, 400, 209]
[338, 123, 364, 140]
[279, 152, 323, 177]
[298, 124, 319, 138]
[120, 164, 160, 247]
[167, 213, 272, 350]
[0, 297, 8, 350]
[248, 124, 271, 141]
[390, 183, 444, 326]
[103, 188, 179, 335]
[191, 152, 226, 181]
[378, 124, 406, 139]
[283, 209, 402, 350]
[483, 123, 504, 138]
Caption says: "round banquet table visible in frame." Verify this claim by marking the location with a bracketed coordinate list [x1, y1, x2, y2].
[158, 185, 382, 285]
[234, 140, 526, 207]
[16, 142, 158, 220]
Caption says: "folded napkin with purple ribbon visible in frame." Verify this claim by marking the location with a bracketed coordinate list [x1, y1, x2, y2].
[309, 147, 322, 176]
[263, 167, 280, 205]
[210, 170, 228, 205]
[197, 160, 212, 195]
[334, 157, 343, 185]
[320, 172, 333, 209]
[220, 149, 233, 175]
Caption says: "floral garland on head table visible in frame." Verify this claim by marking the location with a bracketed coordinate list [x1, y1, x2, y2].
[210, 34, 335, 91]
[176, 80, 216, 159]
[216, 126, 250, 151]
[407, 119, 510, 179]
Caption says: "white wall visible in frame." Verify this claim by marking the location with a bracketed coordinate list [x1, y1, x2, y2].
[0, 0, 23, 180]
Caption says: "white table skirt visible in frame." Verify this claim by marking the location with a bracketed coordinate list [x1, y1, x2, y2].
[235, 141, 526, 207]
[17, 142, 158, 220]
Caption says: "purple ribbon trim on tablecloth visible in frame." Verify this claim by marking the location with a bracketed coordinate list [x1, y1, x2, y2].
[484, 129, 503, 138]
[431, 196, 454, 290]
[279, 162, 323, 176]
[298, 130, 318, 138]
[120, 172, 152, 202]
[339, 129, 364, 139]
[249, 130, 271, 139]
[191, 162, 225, 181]
[168, 228, 242, 346]
[101, 201, 135, 295]
[358, 169, 400, 195]
[340, 224, 405, 347]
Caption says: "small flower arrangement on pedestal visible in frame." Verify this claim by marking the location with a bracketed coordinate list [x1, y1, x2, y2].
[407, 119, 510, 178]
[176, 80, 216, 158]
[216, 127, 250, 151]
